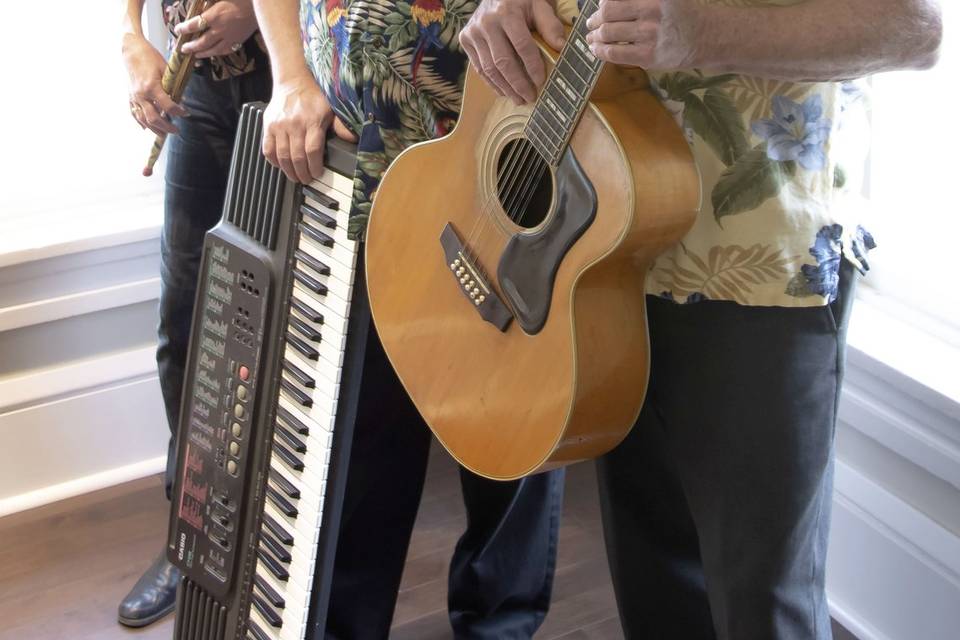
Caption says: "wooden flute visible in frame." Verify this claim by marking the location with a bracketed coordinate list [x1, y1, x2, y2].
[143, 0, 215, 177]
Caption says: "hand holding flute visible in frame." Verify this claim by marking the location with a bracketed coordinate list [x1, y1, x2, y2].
[122, 0, 258, 176]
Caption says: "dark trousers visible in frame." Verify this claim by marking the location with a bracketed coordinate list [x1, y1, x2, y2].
[598, 262, 856, 640]
[327, 325, 564, 640]
[157, 70, 562, 640]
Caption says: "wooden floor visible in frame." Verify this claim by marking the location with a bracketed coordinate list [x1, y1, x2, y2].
[0, 445, 857, 640]
[0, 446, 621, 640]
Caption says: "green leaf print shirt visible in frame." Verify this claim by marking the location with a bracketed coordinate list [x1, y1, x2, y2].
[558, 0, 876, 307]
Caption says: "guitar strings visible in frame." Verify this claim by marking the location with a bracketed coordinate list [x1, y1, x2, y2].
[460, 0, 600, 279]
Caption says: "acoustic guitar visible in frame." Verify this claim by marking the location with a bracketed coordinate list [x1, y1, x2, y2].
[365, 0, 700, 480]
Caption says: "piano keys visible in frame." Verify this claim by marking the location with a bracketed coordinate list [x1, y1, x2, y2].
[166, 103, 370, 640]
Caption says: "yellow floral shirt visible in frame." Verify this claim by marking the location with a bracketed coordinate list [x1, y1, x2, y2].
[560, 0, 875, 307]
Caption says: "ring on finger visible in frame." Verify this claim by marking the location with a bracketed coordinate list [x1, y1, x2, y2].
[196, 15, 208, 32]
[230, 42, 243, 52]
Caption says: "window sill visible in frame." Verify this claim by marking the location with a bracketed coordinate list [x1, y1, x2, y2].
[0, 191, 164, 270]
[847, 288, 960, 410]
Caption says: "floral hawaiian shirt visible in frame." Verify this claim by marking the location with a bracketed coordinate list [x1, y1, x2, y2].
[301, 0, 875, 307]
[163, 1, 268, 81]
[301, 0, 476, 238]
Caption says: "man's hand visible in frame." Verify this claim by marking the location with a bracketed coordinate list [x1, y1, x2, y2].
[262, 78, 357, 183]
[584, 0, 699, 69]
[122, 33, 189, 136]
[459, 0, 566, 105]
[177, 0, 259, 59]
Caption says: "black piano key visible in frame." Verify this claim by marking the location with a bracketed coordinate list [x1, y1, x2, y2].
[300, 202, 337, 228]
[290, 295, 324, 324]
[254, 574, 285, 609]
[257, 548, 289, 582]
[286, 331, 319, 360]
[283, 359, 315, 388]
[295, 249, 330, 276]
[262, 512, 294, 546]
[293, 269, 329, 297]
[277, 405, 309, 436]
[267, 484, 299, 518]
[247, 619, 271, 640]
[281, 378, 313, 408]
[270, 468, 301, 499]
[252, 594, 283, 628]
[260, 529, 293, 563]
[272, 441, 305, 472]
[275, 422, 307, 453]
[290, 314, 323, 342]
[299, 222, 334, 248]
[303, 184, 340, 210]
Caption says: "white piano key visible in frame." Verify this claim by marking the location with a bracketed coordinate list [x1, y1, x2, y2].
[291, 270, 353, 323]
[284, 343, 341, 392]
[295, 234, 357, 283]
[291, 240, 355, 292]
[285, 313, 349, 370]
[263, 500, 321, 548]
[270, 454, 329, 504]
[269, 482, 322, 523]
[253, 571, 308, 629]
[283, 349, 340, 404]
[280, 371, 338, 417]
[269, 449, 329, 504]
[307, 168, 353, 200]
[278, 394, 336, 434]
[271, 458, 324, 506]
[255, 563, 292, 608]
[249, 605, 281, 640]
[293, 257, 355, 304]
[301, 195, 350, 235]
[259, 534, 322, 598]
[268, 431, 333, 495]
[290, 287, 350, 338]
[300, 194, 358, 252]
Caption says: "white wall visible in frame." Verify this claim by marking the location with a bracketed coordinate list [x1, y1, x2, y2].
[827, 322, 960, 640]
[0, 230, 169, 516]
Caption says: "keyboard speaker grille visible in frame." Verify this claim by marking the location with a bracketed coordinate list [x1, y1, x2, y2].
[173, 577, 227, 640]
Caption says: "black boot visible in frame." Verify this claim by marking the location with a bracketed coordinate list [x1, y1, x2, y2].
[117, 552, 181, 628]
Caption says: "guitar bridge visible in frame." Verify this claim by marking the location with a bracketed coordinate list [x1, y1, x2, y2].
[439, 223, 513, 332]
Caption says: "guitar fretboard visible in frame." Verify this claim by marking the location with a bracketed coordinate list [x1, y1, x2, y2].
[524, 0, 604, 167]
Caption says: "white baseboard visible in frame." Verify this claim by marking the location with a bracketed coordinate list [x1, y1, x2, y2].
[0, 230, 168, 518]
[826, 464, 960, 640]
[830, 595, 892, 640]
[824, 339, 960, 640]
[0, 455, 166, 518]
[0, 374, 170, 510]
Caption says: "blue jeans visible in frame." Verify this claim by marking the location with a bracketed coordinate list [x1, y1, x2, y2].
[157, 69, 562, 640]
[597, 261, 857, 640]
[159, 69, 272, 493]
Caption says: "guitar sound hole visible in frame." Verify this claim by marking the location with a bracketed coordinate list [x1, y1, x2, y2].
[495, 138, 553, 229]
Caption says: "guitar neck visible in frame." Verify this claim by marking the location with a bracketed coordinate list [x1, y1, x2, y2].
[524, 0, 604, 168]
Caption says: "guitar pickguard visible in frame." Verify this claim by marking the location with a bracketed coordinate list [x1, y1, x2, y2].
[497, 148, 598, 335]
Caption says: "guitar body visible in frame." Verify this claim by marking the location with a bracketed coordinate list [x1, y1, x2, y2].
[366, 46, 700, 480]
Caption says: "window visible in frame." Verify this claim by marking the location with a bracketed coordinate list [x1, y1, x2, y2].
[0, 2, 167, 248]
[863, 3, 958, 344]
